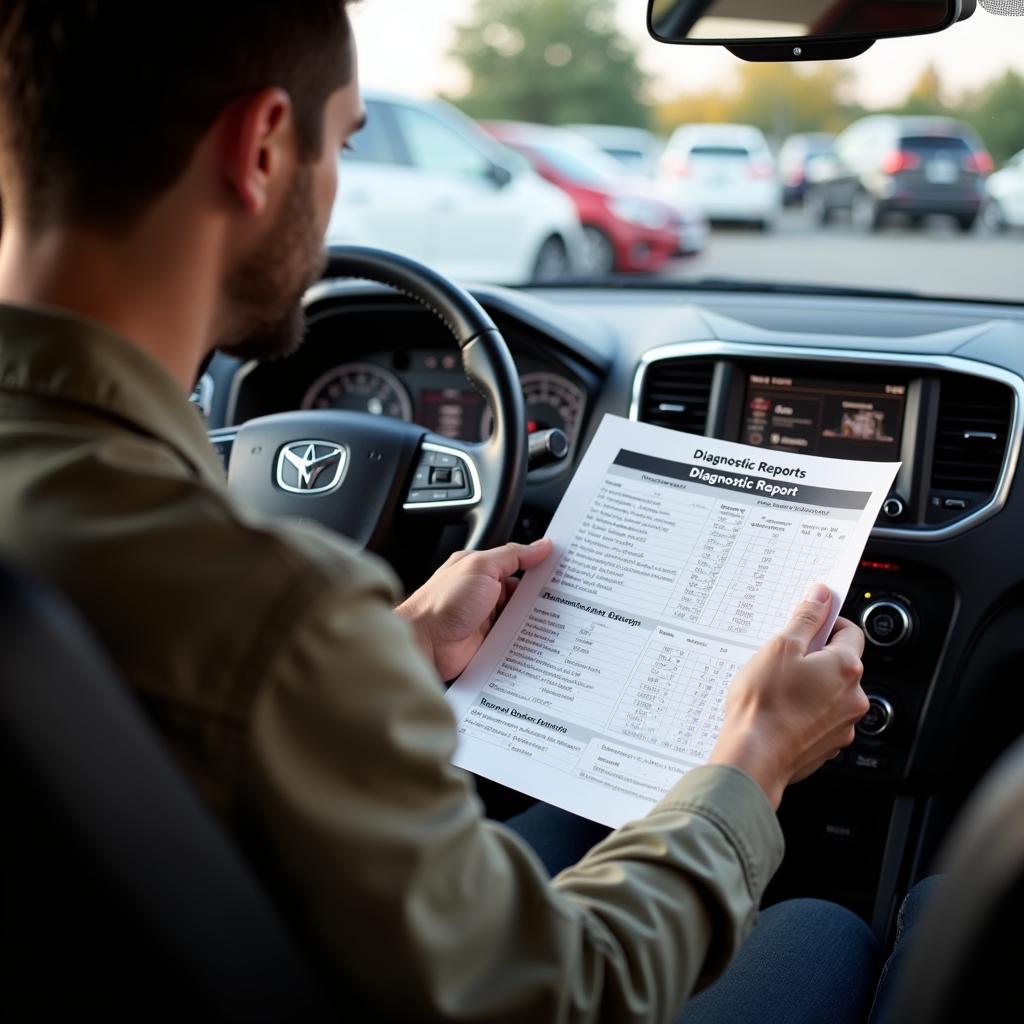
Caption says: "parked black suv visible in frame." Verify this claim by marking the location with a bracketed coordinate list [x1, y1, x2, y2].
[806, 116, 992, 232]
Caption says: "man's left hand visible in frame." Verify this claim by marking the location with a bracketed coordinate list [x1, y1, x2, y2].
[396, 539, 553, 681]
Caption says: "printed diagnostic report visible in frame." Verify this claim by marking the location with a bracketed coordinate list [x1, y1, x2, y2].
[446, 416, 900, 827]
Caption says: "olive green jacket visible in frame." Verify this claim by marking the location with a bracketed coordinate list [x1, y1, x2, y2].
[0, 303, 784, 1023]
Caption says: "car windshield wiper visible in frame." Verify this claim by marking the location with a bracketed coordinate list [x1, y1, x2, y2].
[529, 274, 1024, 307]
[679, 276, 925, 300]
[533, 273, 923, 301]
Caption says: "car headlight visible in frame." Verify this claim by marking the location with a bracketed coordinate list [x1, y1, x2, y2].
[607, 197, 668, 230]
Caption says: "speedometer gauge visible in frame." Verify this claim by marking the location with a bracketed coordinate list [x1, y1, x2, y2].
[480, 372, 586, 446]
[301, 362, 413, 421]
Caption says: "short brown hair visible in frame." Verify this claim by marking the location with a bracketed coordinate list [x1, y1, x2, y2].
[0, 1, 355, 230]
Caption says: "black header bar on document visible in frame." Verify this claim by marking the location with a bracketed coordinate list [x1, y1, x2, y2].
[613, 449, 871, 510]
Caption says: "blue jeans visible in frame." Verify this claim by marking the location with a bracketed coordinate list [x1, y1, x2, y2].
[866, 875, 943, 1024]
[506, 801, 882, 1024]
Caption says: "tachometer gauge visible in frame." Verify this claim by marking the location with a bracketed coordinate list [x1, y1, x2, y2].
[301, 362, 413, 421]
[480, 372, 586, 446]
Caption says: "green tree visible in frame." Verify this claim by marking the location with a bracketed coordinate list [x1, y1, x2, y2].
[896, 63, 948, 117]
[656, 64, 864, 146]
[886, 66, 1024, 166]
[967, 71, 1024, 166]
[446, 0, 650, 128]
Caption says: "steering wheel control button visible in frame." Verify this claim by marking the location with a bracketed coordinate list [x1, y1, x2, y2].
[404, 443, 480, 509]
[882, 496, 905, 519]
[861, 600, 913, 648]
[207, 428, 237, 474]
[424, 451, 459, 469]
[406, 489, 450, 504]
[857, 696, 895, 739]
[429, 466, 466, 487]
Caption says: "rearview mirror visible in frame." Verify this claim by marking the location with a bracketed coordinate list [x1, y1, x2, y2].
[648, 0, 966, 60]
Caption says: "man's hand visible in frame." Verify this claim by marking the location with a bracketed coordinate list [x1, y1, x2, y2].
[396, 539, 554, 681]
[709, 583, 869, 810]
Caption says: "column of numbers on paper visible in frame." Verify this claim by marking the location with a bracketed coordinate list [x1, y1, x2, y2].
[548, 478, 714, 618]
[748, 519, 847, 640]
[608, 637, 737, 760]
[695, 515, 847, 647]
[664, 502, 748, 625]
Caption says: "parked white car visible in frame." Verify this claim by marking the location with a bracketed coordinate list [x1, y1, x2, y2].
[659, 123, 783, 230]
[327, 91, 583, 284]
[982, 150, 1024, 232]
[562, 124, 665, 178]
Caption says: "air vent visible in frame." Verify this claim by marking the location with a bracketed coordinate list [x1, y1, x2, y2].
[931, 375, 1013, 493]
[638, 359, 715, 434]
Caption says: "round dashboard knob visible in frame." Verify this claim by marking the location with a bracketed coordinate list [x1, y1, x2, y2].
[857, 695, 895, 738]
[860, 600, 912, 648]
[882, 496, 905, 519]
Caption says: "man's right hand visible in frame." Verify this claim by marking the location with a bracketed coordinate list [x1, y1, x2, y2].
[708, 583, 868, 810]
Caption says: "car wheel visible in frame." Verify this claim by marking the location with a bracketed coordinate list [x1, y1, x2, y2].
[955, 213, 979, 234]
[980, 199, 1007, 234]
[531, 235, 569, 283]
[851, 191, 881, 232]
[580, 225, 617, 275]
[805, 189, 830, 226]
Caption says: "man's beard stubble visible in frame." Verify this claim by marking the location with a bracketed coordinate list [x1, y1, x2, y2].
[218, 164, 327, 363]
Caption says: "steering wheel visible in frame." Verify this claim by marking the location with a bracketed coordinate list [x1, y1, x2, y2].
[221, 246, 528, 557]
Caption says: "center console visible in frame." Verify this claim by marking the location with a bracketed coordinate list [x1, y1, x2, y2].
[632, 342, 1021, 782]
[631, 340, 1022, 920]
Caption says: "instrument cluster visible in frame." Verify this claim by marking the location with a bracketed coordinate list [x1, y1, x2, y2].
[300, 349, 587, 451]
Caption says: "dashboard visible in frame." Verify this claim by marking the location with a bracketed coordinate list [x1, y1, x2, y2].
[298, 355, 585, 447]
[202, 277, 1024, 936]
[225, 299, 590, 465]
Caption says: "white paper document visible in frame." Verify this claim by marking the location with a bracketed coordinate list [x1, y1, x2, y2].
[446, 416, 900, 828]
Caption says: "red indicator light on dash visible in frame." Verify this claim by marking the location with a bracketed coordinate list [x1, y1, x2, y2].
[860, 560, 902, 573]
[527, 421, 539, 434]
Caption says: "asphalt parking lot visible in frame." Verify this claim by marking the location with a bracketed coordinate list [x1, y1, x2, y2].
[662, 208, 1023, 303]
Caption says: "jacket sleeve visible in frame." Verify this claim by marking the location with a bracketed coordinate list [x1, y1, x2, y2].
[240, 546, 785, 1024]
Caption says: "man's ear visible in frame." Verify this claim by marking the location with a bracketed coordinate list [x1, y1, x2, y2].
[218, 88, 294, 215]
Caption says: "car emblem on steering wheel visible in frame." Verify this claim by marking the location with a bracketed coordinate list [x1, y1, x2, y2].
[276, 441, 348, 495]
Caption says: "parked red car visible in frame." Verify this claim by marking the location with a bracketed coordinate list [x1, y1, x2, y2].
[484, 121, 681, 275]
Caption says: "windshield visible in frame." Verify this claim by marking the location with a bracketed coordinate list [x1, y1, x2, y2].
[345, 1, 1024, 303]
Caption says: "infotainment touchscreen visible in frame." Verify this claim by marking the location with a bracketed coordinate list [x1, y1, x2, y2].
[742, 372, 906, 462]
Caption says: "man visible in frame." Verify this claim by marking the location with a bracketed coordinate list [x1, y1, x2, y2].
[0, 3, 874, 1021]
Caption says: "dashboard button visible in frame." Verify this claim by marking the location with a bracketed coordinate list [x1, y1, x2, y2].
[861, 600, 912, 648]
[857, 695, 894, 739]
[852, 751, 890, 772]
[882, 496, 905, 519]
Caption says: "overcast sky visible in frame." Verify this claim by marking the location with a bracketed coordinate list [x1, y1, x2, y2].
[352, 2, 1024, 109]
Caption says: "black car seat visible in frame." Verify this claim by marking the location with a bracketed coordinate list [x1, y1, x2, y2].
[0, 559, 336, 1021]
[882, 734, 1024, 1023]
